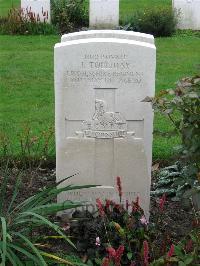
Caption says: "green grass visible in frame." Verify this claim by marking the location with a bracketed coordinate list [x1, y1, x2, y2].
[0, 0, 172, 17]
[0, 0, 199, 161]
[120, 0, 171, 19]
[0, 0, 19, 16]
[0, 33, 200, 160]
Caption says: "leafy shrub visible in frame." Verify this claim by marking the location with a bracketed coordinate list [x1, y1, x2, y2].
[68, 177, 199, 265]
[152, 162, 199, 199]
[0, 171, 95, 265]
[121, 7, 178, 37]
[0, 8, 57, 35]
[151, 229, 200, 266]
[151, 75, 200, 200]
[70, 195, 149, 265]
[51, 0, 88, 33]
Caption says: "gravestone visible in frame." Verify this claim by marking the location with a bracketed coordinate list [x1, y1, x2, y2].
[55, 30, 156, 216]
[61, 30, 154, 44]
[173, 0, 200, 30]
[89, 0, 119, 29]
[21, 0, 50, 23]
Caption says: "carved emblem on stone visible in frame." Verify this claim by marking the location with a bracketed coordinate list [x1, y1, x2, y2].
[81, 99, 128, 139]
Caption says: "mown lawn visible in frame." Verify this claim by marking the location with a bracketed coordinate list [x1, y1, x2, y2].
[0, 0, 172, 17]
[1, 33, 200, 160]
[120, 0, 171, 19]
[0, 0, 19, 16]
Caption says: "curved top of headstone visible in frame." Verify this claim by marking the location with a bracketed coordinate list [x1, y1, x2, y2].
[55, 37, 155, 51]
[61, 30, 154, 44]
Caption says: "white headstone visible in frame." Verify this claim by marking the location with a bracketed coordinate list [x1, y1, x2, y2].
[89, 0, 119, 29]
[21, 0, 50, 23]
[173, 0, 200, 30]
[54, 31, 156, 216]
[61, 30, 154, 44]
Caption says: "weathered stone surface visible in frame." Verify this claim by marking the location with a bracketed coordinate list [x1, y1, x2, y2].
[21, 0, 50, 23]
[55, 33, 156, 216]
[173, 0, 200, 30]
[89, 0, 119, 29]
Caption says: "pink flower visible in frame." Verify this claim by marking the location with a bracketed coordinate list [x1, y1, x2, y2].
[159, 193, 166, 212]
[140, 215, 148, 226]
[96, 198, 105, 217]
[95, 237, 101, 246]
[167, 244, 174, 258]
[143, 240, 149, 266]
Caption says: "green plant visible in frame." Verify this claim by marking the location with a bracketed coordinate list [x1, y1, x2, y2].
[121, 7, 178, 37]
[70, 177, 149, 265]
[0, 8, 57, 35]
[152, 75, 200, 198]
[51, 0, 88, 33]
[151, 228, 200, 266]
[0, 168, 95, 265]
[151, 162, 200, 200]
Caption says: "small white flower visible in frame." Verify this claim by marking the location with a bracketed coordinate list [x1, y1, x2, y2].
[95, 237, 101, 246]
[140, 215, 148, 226]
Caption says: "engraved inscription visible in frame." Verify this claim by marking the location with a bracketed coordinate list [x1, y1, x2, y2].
[76, 99, 127, 139]
[65, 53, 143, 84]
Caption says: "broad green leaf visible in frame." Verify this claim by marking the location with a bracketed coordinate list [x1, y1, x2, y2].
[30, 201, 83, 215]
[6, 243, 40, 265]
[174, 244, 184, 259]
[14, 232, 47, 266]
[178, 261, 186, 266]
[184, 256, 194, 265]
[18, 211, 76, 249]
[40, 252, 74, 265]
[7, 247, 24, 266]
[0, 162, 9, 214]
[127, 252, 133, 260]
[0, 217, 7, 266]
[16, 174, 77, 211]
[5, 251, 17, 266]
[7, 174, 22, 214]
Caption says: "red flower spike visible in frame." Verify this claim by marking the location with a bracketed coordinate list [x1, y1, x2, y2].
[126, 199, 129, 210]
[106, 246, 116, 258]
[159, 193, 166, 212]
[114, 203, 120, 210]
[136, 196, 139, 206]
[143, 240, 149, 266]
[115, 245, 125, 266]
[101, 257, 110, 266]
[167, 244, 175, 258]
[105, 199, 111, 209]
[116, 176, 122, 199]
[132, 196, 140, 213]
[185, 239, 193, 253]
[96, 198, 105, 217]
